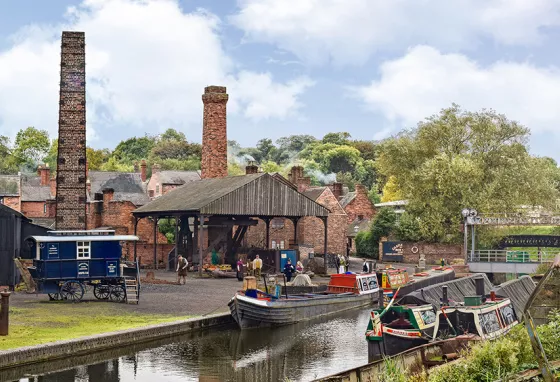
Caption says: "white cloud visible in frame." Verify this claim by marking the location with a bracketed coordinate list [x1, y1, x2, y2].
[0, 0, 312, 146]
[231, 0, 560, 66]
[352, 45, 560, 134]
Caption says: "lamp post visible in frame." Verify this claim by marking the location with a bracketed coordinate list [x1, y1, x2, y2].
[462, 208, 478, 262]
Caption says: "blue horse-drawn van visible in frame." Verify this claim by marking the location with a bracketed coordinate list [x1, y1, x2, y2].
[26, 230, 140, 303]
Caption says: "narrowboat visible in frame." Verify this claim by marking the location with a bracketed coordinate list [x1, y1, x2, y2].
[366, 277, 519, 361]
[229, 273, 380, 329]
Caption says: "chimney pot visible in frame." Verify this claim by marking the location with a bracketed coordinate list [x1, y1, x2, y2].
[245, 163, 259, 175]
[102, 188, 114, 204]
[39, 164, 50, 186]
[140, 160, 147, 182]
[331, 182, 343, 200]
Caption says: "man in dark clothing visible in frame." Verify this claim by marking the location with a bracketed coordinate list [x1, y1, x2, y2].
[283, 259, 296, 282]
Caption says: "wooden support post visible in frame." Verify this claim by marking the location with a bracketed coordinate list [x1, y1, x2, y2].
[199, 215, 205, 276]
[153, 217, 158, 270]
[264, 218, 271, 249]
[322, 217, 328, 273]
[133, 217, 139, 262]
[173, 217, 179, 271]
[0, 291, 10, 336]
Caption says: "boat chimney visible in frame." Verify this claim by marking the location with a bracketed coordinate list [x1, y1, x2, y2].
[475, 276, 485, 298]
[490, 291, 496, 301]
[442, 285, 449, 305]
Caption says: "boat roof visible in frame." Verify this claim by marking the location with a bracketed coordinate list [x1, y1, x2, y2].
[27, 235, 139, 243]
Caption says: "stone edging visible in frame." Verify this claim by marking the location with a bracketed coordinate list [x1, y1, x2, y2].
[0, 312, 233, 370]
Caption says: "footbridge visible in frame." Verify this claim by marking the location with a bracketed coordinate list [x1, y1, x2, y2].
[467, 250, 557, 274]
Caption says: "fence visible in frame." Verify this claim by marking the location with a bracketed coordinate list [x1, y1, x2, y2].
[468, 250, 558, 263]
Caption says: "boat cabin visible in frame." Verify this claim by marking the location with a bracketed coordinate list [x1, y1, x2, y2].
[327, 273, 380, 295]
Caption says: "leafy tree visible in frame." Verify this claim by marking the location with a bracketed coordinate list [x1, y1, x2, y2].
[160, 128, 186, 142]
[381, 176, 403, 202]
[86, 147, 110, 171]
[351, 140, 377, 161]
[228, 163, 244, 176]
[158, 158, 200, 171]
[395, 212, 422, 242]
[43, 139, 58, 170]
[376, 105, 557, 242]
[260, 160, 283, 174]
[112, 136, 155, 164]
[357, 208, 397, 259]
[321, 145, 362, 174]
[355, 231, 376, 257]
[0, 136, 18, 174]
[150, 140, 201, 161]
[322, 132, 351, 145]
[368, 186, 381, 204]
[13, 127, 50, 166]
[276, 134, 317, 153]
[355, 159, 377, 189]
[101, 157, 134, 172]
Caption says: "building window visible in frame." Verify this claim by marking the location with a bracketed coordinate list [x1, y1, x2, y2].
[271, 218, 284, 229]
[43, 203, 47, 214]
[58, 157, 66, 165]
[280, 240, 285, 249]
[271, 240, 276, 249]
[156, 184, 160, 194]
[77, 241, 91, 259]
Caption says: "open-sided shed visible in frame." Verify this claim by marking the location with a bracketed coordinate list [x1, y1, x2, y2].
[133, 173, 330, 273]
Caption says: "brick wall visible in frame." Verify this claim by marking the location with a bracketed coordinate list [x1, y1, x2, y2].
[147, 166, 161, 197]
[245, 218, 296, 249]
[21, 201, 50, 218]
[162, 184, 178, 195]
[2, 196, 20, 211]
[55, 31, 87, 230]
[380, 240, 463, 265]
[344, 184, 376, 223]
[201, 86, 228, 179]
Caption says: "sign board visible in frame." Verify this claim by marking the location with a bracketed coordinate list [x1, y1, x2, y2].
[382, 241, 404, 262]
[47, 243, 59, 259]
[77, 261, 89, 278]
[106, 260, 118, 277]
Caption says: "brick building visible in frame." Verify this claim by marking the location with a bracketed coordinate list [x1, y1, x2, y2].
[147, 164, 200, 198]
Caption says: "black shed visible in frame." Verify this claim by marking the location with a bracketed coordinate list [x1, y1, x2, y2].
[0, 204, 48, 287]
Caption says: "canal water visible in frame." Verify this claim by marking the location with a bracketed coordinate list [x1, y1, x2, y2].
[10, 309, 372, 382]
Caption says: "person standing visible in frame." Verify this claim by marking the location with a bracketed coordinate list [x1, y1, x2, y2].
[344, 254, 350, 273]
[246, 256, 254, 276]
[296, 260, 304, 274]
[335, 254, 341, 273]
[253, 255, 263, 280]
[338, 255, 345, 274]
[283, 259, 296, 282]
[176, 255, 188, 285]
[236, 257, 244, 281]
[362, 258, 369, 273]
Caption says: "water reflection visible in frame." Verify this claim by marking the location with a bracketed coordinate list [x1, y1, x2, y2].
[13, 309, 371, 382]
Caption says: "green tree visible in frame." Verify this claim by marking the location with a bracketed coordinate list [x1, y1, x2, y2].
[357, 208, 397, 259]
[101, 157, 134, 172]
[0, 136, 18, 174]
[276, 134, 317, 153]
[160, 128, 186, 142]
[13, 127, 50, 166]
[321, 145, 361, 174]
[261, 160, 283, 174]
[42, 139, 58, 170]
[86, 147, 110, 171]
[322, 132, 351, 145]
[351, 140, 377, 161]
[112, 135, 156, 164]
[376, 105, 558, 242]
[395, 212, 422, 242]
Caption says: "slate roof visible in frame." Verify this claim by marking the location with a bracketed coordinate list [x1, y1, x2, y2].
[21, 175, 52, 202]
[0, 175, 20, 196]
[158, 170, 201, 185]
[339, 191, 357, 208]
[302, 187, 326, 202]
[347, 217, 371, 237]
[30, 217, 56, 229]
[88, 171, 150, 206]
[134, 173, 330, 217]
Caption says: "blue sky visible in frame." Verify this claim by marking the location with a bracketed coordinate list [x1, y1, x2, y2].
[1, 0, 560, 161]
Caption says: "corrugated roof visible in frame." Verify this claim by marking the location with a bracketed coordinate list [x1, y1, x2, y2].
[339, 192, 356, 208]
[158, 170, 201, 185]
[88, 171, 150, 206]
[21, 175, 52, 201]
[0, 175, 19, 196]
[134, 173, 330, 217]
[302, 187, 326, 201]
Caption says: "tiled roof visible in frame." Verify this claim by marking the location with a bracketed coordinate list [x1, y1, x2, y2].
[339, 191, 356, 208]
[347, 217, 371, 237]
[158, 170, 201, 185]
[0, 175, 20, 196]
[21, 175, 52, 202]
[88, 171, 150, 206]
[302, 187, 326, 201]
[30, 217, 56, 229]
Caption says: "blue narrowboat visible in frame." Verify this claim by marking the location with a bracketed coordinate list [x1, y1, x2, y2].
[26, 230, 140, 303]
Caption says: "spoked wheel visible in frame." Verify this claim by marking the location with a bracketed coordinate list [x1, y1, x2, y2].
[48, 293, 62, 301]
[93, 285, 110, 300]
[60, 281, 85, 302]
[109, 285, 126, 303]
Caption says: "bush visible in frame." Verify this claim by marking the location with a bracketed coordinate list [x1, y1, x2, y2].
[395, 212, 422, 242]
[355, 231, 376, 258]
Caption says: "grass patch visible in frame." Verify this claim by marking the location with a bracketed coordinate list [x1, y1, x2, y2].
[1, 302, 186, 350]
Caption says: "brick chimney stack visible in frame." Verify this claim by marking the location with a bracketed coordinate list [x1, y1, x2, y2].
[331, 182, 343, 200]
[140, 160, 147, 182]
[102, 188, 114, 206]
[201, 86, 228, 179]
[39, 164, 50, 186]
[245, 160, 259, 175]
[298, 177, 311, 193]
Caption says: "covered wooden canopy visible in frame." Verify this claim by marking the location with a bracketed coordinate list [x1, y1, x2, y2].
[132, 173, 330, 272]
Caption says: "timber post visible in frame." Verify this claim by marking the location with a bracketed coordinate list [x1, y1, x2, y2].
[199, 215, 205, 276]
[153, 217, 159, 270]
[133, 217, 139, 262]
[321, 217, 328, 273]
[0, 291, 11, 336]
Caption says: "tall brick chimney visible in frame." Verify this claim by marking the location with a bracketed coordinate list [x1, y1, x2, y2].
[201, 86, 228, 179]
[102, 188, 114, 206]
[289, 165, 304, 185]
[50, 177, 57, 199]
[140, 160, 147, 182]
[298, 177, 311, 193]
[39, 164, 50, 186]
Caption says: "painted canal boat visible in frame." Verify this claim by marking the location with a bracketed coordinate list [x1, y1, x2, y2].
[25, 230, 141, 303]
[366, 291, 519, 361]
[229, 273, 380, 329]
[377, 266, 455, 306]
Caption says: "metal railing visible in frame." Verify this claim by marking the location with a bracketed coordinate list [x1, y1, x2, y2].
[468, 250, 558, 263]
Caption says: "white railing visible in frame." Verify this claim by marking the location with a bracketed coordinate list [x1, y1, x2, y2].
[468, 250, 558, 263]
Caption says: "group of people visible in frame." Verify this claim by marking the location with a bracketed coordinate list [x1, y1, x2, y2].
[235, 256, 304, 282]
[335, 254, 350, 274]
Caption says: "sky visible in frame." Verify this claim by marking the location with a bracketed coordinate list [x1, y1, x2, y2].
[1, 0, 560, 160]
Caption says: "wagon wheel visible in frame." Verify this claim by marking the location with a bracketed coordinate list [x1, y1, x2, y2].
[60, 281, 85, 302]
[93, 285, 110, 300]
[109, 285, 126, 303]
[48, 293, 61, 301]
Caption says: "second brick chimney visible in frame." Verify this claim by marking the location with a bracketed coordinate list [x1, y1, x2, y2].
[140, 160, 147, 182]
[39, 164, 50, 186]
[201, 86, 228, 179]
[245, 161, 259, 175]
[330, 182, 343, 200]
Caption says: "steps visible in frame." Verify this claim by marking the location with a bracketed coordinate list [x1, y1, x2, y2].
[124, 277, 139, 304]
